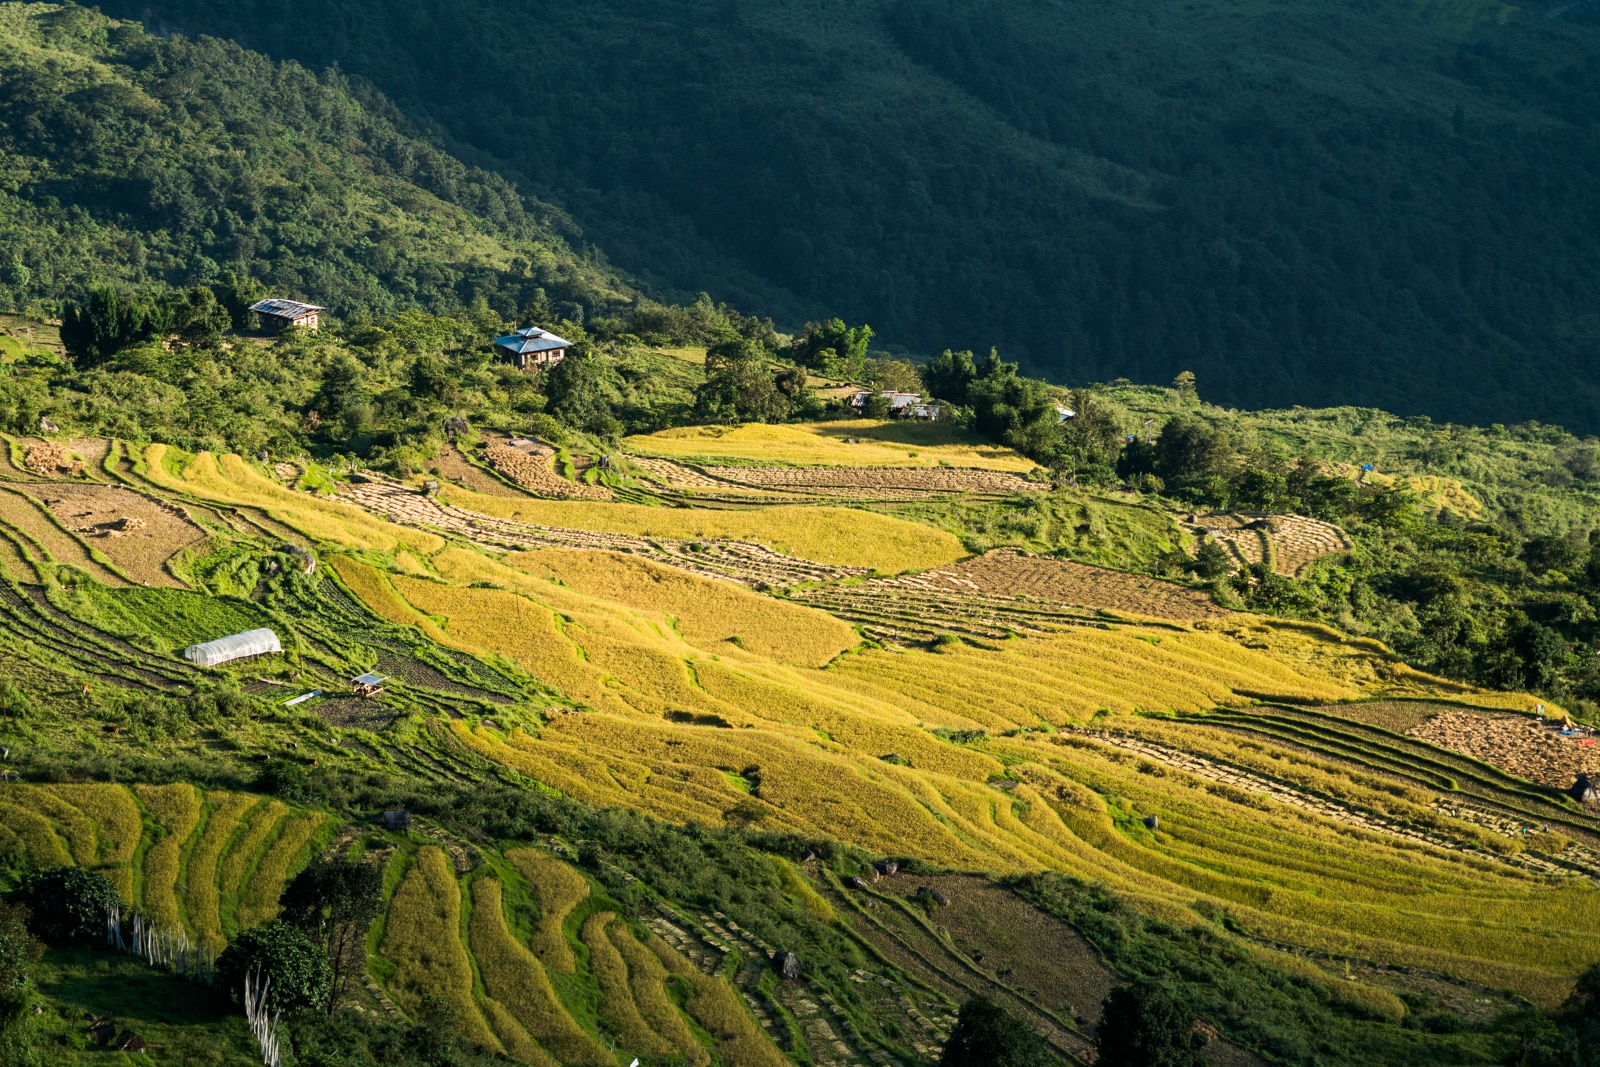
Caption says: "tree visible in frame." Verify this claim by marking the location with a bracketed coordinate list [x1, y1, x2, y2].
[1095, 981, 1208, 1067]
[1172, 370, 1198, 405]
[1153, 415, 1232, 497]
[920, 348, 979, 405]
[216, 921, 332, 1016]
[939, 996, 1059, 1066]
[60, 286, 162, 367]
[13, 866, 119, 946]
[787, 319, 873, 378]
[278, 857, 384, 1013]
[695, 334, 791, 423]
[170, 286, 233, 347]
[545, 353, 619, 436]
[407, 352, 456, 403]
[1230, 467, 1288, 512]
[1057, 389, 1124, 484]
[313, 353, 369, 437]
[966, 353, 1062, 466]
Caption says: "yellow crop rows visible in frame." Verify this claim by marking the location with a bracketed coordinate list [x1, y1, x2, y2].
[0, 795, 70, 866]
[647, 932, 790, 1067]
[504, 548, 857, 667]
[185, 793, 263, 949]
[435, 486, 965, 571]
[609, 921, 710, 1066]
[380, 848, 502, 1053]
[217, 799, 288, 926]
[132, 783, 201, 934]
[235, 812, 325, 930]
[47, 784, 142, 902]
[583, 911, 683, 1059]
[505, 848, 588, 974]
[625, 419, 1038, 471]
[467, 877, 609, 1064]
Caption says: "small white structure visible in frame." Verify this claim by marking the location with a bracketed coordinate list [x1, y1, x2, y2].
[848, 390, 925, 416]
[1056, 405, 1075, 423]
[182, 628, 282, 667]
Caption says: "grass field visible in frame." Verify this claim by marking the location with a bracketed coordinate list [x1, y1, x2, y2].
[625, 419, 1039, 471]
[436, 486, 967, 571]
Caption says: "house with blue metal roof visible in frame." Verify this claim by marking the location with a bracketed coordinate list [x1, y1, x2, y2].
[493, 326, 571, 370]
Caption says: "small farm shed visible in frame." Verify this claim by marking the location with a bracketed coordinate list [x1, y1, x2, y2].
[249, 298, 325, 333]
[352, 672, 387, 698]
[494, 326, 571, 370]
[182, 628, 282, 667]
[849, 390, 926, 416]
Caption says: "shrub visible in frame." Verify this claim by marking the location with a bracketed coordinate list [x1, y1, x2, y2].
[939, 996, 1059, 1067]
[1094, 981, 1207, 1067]
[14, 866, 120, 946]
[216, 920, 331, 1015]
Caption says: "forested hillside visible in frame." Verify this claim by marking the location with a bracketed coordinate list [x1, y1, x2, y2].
[106, 0, 1600, 428]
[0, 3, 628, 320]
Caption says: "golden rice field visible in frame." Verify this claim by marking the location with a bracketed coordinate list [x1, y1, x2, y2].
[319, 543, 1600, 1005]
[381, 847, 504, 1053]
[625, 419, 1039, 471]
[468, 877, 609, 1065]
[584, 910, 681, 1059]
[434, 485, 966, 571]
[505, 848, 589, 974]
[0, 785, 323, 946]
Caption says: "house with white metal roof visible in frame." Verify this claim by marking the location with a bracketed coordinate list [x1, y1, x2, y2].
[249, 299, 325, 333]
[493, 326, 572, 370]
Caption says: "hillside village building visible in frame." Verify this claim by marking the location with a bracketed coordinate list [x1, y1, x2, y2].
[249, 298, 324, 332]
[494, 326, 572, 370]
[848, 390, 939, 419]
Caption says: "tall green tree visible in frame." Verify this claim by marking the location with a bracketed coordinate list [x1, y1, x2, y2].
[278, 857, 384, 1013]
[695, 334, 792, 423]
[1095, 981, 1208, 1067]
[939, 996, 1059, 1067]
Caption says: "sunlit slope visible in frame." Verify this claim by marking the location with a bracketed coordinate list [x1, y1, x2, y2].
[434, 484, 967, 571]
[624, 420, 1039, 471]
[107, 445, 1600, 1004]
[0, 786, 786, 1065]
[325, 546, 1600, 1003]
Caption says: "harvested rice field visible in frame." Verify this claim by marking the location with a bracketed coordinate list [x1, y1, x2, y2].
[432, 484, 967, 571]
[481, 442, 611, 499]
[625, 419, 1039, 471]
[0, 484, 126, 585]
[1409, 709, 1600, 789]
[1185, 512, 1352, 577]
[33, 483, 203, 586]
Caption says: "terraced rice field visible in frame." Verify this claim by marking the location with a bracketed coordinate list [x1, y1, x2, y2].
[0, 484, 126, 585]
[343, 477, 880, 585]
[432, 484, 966, 571]
[482, 444, 612, 500]
[701, 463, 1042, 496]
[34, 483, 204, 586]
[800, 549, 1228, 642]
[1409, 709, 1600, 790]
[626, 420, 1039, 471]
[1185, 512, 1352, 577]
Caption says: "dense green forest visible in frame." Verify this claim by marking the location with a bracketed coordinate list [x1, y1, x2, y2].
[0, 3, 628, 321]
[99, 0, 1600, 429]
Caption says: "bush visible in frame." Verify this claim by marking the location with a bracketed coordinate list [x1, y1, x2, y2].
[939, 996, 1060, 1066]
[1095, 981, 1208, 1067]
[217, 921, 332, 1015]
[13, 867, 119, 947]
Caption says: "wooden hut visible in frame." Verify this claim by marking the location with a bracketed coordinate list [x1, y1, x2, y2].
[249, 298, 325, 333]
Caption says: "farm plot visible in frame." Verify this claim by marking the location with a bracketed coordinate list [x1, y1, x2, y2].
[482, 444, 611, 500]
[34, 483, 203, 586]
[1409, 710, 1600, 791]
[0, 485, 127, 585]
[848, 548, 1228, 621]
[431, 483, 966, 572]
[342, 477, 874, 586]
[1185, 513, 1351, 577]
[705, 464, 1042, 495]
[626, 420, 1039, 471]
[431, 444, 525, 498]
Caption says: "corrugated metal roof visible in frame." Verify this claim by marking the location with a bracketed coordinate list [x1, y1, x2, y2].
[493, 326, 572, 355]
[249, 298, 325, 317]
[352, 672, 386, 686]
[182, 628, 282, 667]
